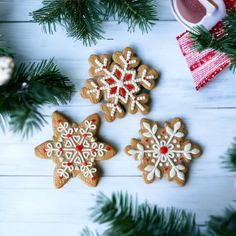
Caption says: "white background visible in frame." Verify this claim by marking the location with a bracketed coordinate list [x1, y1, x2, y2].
[0, 1, 235, 235]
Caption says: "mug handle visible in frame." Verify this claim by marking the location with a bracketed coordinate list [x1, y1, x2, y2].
[199, 0, 218, 14]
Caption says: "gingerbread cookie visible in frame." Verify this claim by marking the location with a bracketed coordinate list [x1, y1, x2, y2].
[35, 112, 116, 188]
[125, 118, 202, 186]
[80, 47, 158, 122]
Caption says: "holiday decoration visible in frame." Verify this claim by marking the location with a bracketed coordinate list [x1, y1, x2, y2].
[222, 138, 236, 171]
[125, 118, 202, 185]
[80, 47, 158, 122]
[176, 0, 236, 89]
[80, 192, 200, 236]
[0, 56, 14, 85]
[35, 111, 116, 188]
[0, 57, 75, 137]
[31, 0, 158, 46]
[81, 192, 236, 236]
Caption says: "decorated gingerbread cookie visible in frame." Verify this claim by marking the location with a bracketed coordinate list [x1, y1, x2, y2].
[125, 118, 202, 186]
[35, 112, 116, 188]
[80, 47, 158, 122]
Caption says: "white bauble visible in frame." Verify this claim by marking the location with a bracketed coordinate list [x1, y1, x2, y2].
[0, 56, 14, 86]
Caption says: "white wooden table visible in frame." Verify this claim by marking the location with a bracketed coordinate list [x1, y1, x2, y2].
[0, 1, 235, 235]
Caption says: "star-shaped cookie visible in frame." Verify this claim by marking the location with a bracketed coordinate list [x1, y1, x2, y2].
[35, 111, 116, 188]
[125, 118, 202, 186]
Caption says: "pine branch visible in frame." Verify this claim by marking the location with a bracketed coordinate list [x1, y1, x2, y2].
[82, 192, 200, 236]
[101, 0, 158, 33]
[190, 10, 236, 72]
[31, 0, 104, 46]
[206, 207, 236, 236]
[222, 138, 236, 171]
[31, 0, 158, 45]
[0, 59, 75, 138]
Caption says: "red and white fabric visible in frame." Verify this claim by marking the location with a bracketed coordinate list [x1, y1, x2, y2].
[176, 0, 236, 90]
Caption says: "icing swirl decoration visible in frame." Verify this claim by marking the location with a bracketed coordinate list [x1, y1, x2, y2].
[80, 47, 158, 122]
[35, 112, 116, 188]
[125, 118, 202, 186]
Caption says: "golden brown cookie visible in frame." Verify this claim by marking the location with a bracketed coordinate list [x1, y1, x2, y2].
[80, 47, 158, 122]
[35, 111, 116, 188]
[125, 118, 202, 186]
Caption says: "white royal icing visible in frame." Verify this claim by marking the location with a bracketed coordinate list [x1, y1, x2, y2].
[44, 119, 109, 180]
[87, 51, 155, 117]
[128, 120, 200, 182]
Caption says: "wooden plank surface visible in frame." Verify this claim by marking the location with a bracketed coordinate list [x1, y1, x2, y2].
[0, 1, 235, 236]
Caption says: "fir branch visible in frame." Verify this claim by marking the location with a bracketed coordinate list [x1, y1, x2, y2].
[83, 192, 200, 236]
[190, 10, 236, 72]
[31, 0, 104, 46]
[222, 138, 236, 171]
[0, 59, 75, 138]
[31, 0, 158, 45]
[101, 0, 158, 33]
[206, 207, 236, 236]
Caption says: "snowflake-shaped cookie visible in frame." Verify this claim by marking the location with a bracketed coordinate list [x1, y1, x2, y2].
[35, 112, 116, 188]
[125, 118, 202, 186]
[80, 47, 158, 122]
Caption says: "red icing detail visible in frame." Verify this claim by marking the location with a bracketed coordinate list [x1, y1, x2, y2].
[162, 130, 166, 135]
[59, 148, 63, 152]
[66, 134, 71, 138]
[126, 60, 129, 64]
[57, 119, 61, 125]
[91, 176, 96, 181]
[83, 162, 88, 166]
[96, 87, 100, 90]
[119, 88, 126, 97]
[92, 148, 96, 153]
[124, 74, 132, 81]
[82, 134, 87, 138]
[164, 167, 169, 172]
[91, 119, 96, 123]
[42, 148, 46, 154]
[75, 145, 83, 152]
[145, 139, 149, 142]
[110, 87, 117, 94]
[59, 176, 63, 179]
[114, 104, 117, 107]
[67, 162, 72, 166]
[115, 69, 122, 79]
[102, 66, 106, 69]
[106, 146, 111, 151]
[134, 97, 137, 101]
[146, 158, 150, 162]
[180, 157, 184, 161]
[106, 78, 115, 84]
[125, 84, 134, 91]
[160, 146, 168, 154]
[143, 77, 147, 80]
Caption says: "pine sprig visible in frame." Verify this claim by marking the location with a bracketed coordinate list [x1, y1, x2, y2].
[83, 191, 200, 236]
[0, 59, 75, 138]
[190, 10, 236, 72]
[207, 207, 236, 236]
[222, 138, 236, 171]
[31, 0, 104, 46]
[31, 0, 158, 46]
[101, 0, 158, 33]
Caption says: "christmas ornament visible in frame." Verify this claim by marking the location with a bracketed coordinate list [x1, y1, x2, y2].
[31, 0, 158, 46]
[35, 111, 116, 188]
[0, 56, 14, 86]
[125, 118, 202, 186]
[80, 47, 158, 122]
[174, 0, 236, 89]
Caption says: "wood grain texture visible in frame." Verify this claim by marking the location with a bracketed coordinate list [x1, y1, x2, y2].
[0, 1, 236, 236]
